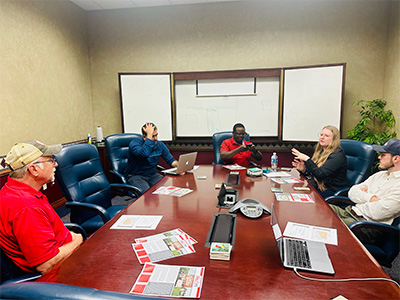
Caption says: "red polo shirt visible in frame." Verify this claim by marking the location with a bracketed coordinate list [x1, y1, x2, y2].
[220, 137, 252, 166]
[0, 177, 72, 272]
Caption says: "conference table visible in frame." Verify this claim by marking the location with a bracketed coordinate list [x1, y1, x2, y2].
[39, 165, 399, 299]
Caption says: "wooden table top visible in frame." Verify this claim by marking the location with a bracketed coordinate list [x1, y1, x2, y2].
[39, 165, 399, 299]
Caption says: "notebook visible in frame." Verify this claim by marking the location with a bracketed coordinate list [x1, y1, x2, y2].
[270, 204, 335, 275]
[162, 152, 197, 175]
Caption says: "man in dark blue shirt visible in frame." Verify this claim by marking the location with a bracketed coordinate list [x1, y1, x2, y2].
[125, 123, 178, 193]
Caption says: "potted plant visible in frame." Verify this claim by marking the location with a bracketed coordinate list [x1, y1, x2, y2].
[347, 99, 397, 145]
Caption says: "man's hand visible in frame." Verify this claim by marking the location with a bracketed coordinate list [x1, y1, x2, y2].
[369, 196, 380, 202]
[70, 231, 83, 245]
[247, 143, 256, 152]
[238, 145, 249, 152]
[143, 123, 155, 139]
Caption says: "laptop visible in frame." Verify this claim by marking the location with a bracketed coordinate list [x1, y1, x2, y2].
[162, 152, 198, 175]
[270, 204, 335, 275]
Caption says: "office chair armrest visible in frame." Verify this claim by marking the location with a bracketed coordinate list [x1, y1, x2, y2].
[1, 273, 42, 285]
[325, 195, 355, 207]
[108, 170, 127, 184]
[110, 184, 142, 197]
[65, 202, 111, 223]
[349, 220, 400, 234]
[63, 223, 87, 240]
[333, 187, 350, 197]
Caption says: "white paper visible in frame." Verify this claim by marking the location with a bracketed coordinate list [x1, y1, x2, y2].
[152, 186, 193, 197]
[222, 164, 247, 170]
[283, 221, 338, 245]
[264, 171, 292, 177]
[110, 215, 162, 230]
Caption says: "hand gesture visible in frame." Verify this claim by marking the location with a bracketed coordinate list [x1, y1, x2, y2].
[291, 148, 310, 162]
[292, 158, 306, 172]
[143, 123, 155, 139]
[247, 143, 256, 152]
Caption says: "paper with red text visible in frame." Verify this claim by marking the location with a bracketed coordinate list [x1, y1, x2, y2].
[130, 263, 204, 298]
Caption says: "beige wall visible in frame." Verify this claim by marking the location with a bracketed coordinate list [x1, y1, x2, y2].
[1, 0, 398, 155]
[88, 0, 397, 139]
[0, 0, 92, 154]
[383, 1, 400, 135]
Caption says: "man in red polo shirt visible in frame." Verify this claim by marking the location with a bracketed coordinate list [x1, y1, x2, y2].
[0, 140, 83, 277]
[220, 123, 262, 166]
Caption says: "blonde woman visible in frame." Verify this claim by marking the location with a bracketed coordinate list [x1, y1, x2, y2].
[291, 125, 348, 198]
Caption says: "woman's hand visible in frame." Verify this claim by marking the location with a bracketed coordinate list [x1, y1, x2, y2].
[291, 148, 310, 162]
[292, 158, 306, 173]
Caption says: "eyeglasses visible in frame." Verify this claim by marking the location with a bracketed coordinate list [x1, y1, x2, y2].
[32, 158, 56, 165]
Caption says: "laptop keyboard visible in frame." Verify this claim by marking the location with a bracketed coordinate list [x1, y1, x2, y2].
[287, 239, 312, 269]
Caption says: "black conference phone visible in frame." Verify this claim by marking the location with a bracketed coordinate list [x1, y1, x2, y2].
[229, 198, 271, 219]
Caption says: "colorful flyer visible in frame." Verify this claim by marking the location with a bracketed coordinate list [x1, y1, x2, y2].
[130, 263, 205, 298]
[135, 228, 198, 245]
[275, 193, 314, 203]
[132, 235, 195, 264]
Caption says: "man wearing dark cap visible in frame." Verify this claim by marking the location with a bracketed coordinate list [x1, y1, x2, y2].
[330, 139, 400, 243]
[0, 140, 83, 277]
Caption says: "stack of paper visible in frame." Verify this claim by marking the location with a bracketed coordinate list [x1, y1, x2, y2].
[210, 242, 232, 261]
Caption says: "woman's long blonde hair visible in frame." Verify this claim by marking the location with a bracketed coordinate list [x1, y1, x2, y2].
[312, 125, 341, 191]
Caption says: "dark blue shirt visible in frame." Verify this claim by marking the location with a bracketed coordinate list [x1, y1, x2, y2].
[125, 138, 176, 177]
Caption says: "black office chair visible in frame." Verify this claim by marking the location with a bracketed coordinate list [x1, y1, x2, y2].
[54, 143, 141, 235]
[1, 223, 86, 284]
[327, 196, 400, 267]
[212, 131, 250, 165]
[334, 139, 375, 196]
[0, 282, 163, 300]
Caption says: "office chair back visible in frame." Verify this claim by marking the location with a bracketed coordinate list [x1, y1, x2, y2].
[105, 133, 142, 184]
[1, 248, 41, 284]
[340, 139, 375, 187]
[55, 143, 113, 225]
[349, 215, 400, 268]
[375, 216, 400, 267]
[212, 131, 250, 164]
[0, 282, 162, 299]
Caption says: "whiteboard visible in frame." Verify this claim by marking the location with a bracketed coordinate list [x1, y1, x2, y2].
[197, 78, 256, 96]
[120, 74, 172, 141]
[282, 65, 344, 141]
[175, 77, 280, 137]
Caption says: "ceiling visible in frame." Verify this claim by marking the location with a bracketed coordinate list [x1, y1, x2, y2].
[69, 0, 241, 11]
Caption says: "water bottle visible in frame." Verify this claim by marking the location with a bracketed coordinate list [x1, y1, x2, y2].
[271, 152, 278, 172]
[87, 133, 92, 144]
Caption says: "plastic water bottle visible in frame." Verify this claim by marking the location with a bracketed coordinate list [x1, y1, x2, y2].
[271, 152, 278, 172]
[87, 133, 92, 144]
